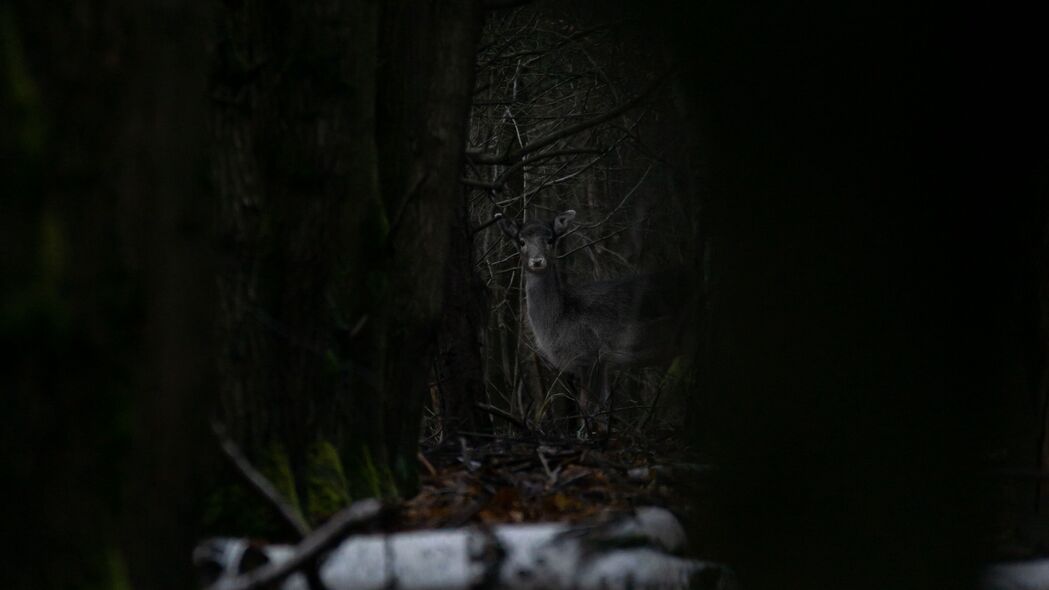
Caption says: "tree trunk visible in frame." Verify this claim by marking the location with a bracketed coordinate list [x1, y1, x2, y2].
[437, 204, 490, 436]
[375, 0, 483, 492]
[1, 1, 214, 588]
[662, 2, 1026, 587]
[212, 0, 389, 527]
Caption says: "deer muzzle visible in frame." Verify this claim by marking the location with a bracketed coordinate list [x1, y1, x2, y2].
[527, 257, 547, 271]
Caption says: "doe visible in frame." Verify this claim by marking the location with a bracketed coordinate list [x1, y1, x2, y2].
[499, 210, 689, 428]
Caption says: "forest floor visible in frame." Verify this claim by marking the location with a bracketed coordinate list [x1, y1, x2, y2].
[393, 425, 714, 550]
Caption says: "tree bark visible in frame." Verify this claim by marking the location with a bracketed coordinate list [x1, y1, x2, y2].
[211, 0, 391, 526]
[212, 0, 483, 519]
[376, 0, 483, 492]
[437, 204, 490, 436]
[1, 1, 214, 588]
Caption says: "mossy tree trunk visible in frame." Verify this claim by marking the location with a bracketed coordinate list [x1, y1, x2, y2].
[211, 0, 482, 528]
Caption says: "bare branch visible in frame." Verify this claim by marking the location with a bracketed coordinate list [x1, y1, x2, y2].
[474, 235, 507, 267]
[477, 22, 610, 70]
[558, 162, 654, 245]
[557, 225, 631, 259]
[468, 72, 670, 165]
[461, 148, 605, 190]
[470, 213, 508, 237]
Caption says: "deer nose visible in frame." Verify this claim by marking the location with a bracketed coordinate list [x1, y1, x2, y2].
[528, 257, 547, 270]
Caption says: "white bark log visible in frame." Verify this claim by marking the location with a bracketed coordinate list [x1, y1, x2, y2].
[983, 560, 1049, 590]
[195, 506, 734, 590]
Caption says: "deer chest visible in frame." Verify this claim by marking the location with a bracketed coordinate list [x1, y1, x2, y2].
[526, 308, 600, 371]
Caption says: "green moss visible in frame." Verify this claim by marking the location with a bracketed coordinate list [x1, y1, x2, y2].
[304, 440, 351, 524]
[376, 452, 400, 500]
[666, 355, 685, 379]
[0, 4, 47, 155]
[390, 451, 416, 498]
[102, 547, 132, 590]
[259, 443, 304, 518]
[200, 443, 307, 540]
[201, 484, 259, 538]
[48, 544, 132, 590]
[0, 209, 72, 342]
[357, 444, 384, 498]
[323, 348, 342, 375]
[343, 443, 399, 501]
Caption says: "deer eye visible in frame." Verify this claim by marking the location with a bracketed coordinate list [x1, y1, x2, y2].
[518, 239, 525, 247]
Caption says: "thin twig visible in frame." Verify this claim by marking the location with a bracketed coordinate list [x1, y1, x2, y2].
[516, 125, 636, 202]
[461, 148, 606, 190]
[475, 402, 529, 430]
[417, 452, 439, 478]
[558, 162, 654, 242]
[467, 72, 671, 165]
[557, 226, 631, 259]
[470, 214, 506, 236]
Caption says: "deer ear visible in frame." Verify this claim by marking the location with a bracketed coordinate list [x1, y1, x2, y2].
[497, 214, 520, 239]
[552, 209, 576, 235]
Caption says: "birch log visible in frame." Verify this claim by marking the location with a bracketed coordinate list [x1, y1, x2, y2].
[195, 506, 734, 590]
[983, 560, 1049, 590]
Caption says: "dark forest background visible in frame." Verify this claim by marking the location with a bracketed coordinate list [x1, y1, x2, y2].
[2, 1, 1048, 589]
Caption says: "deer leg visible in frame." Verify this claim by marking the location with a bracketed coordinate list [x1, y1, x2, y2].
[581, 360, 609, 433]
[598, 361, 610, 406]
[596, 361, 611, 432]
[577, 367, 592, 420]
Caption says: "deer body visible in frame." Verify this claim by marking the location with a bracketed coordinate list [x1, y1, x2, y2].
[501, 210, 686, 419]
[525, 269, 681, 373]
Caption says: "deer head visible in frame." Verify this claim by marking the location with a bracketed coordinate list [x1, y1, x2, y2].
[499, 210, 576, 273]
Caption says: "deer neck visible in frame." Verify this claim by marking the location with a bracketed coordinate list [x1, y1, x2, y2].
[524, 265, 564, 328]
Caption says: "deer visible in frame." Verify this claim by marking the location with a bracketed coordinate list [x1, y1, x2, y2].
[498, 209, 690, 430]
